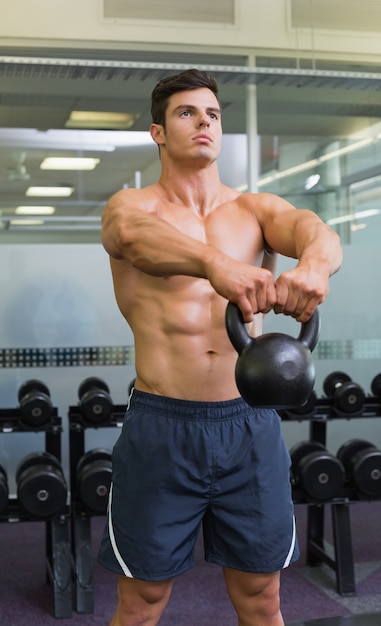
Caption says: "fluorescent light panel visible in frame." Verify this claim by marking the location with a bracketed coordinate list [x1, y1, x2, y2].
[16, 206, 56, 215]
[10, 219, 45, 226]
[327, 208, 381, 226]
[40, 157, 100, 170]
[65, 111, 140, 130]
[26, 186, 74, 197]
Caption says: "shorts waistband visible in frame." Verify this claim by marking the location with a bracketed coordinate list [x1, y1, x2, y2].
[128, 389, 249, 420]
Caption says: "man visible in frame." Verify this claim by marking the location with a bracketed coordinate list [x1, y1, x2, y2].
[98, 69, 342, 626]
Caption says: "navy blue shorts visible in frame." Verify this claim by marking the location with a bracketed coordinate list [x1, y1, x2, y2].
[98, 390, 299, 581]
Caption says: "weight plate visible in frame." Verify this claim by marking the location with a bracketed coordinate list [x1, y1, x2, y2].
[371, 373, 381, 399]
[290, 440, 326, 471]
[17, 465, 67, 518]
[0, 464, 8, 513]
[19, 391, 53, 427]
[80, 389, 113, 424]
[336, 439, 373, 473]
[77, 458, 112, 514]
[78, 376, 110, 399]
[299, 451, 345, 501]
[323, 371, 352, 397]
[18, 379, 51, 403]
[352, 448, 381, 497]
[16, 452, 62, 485]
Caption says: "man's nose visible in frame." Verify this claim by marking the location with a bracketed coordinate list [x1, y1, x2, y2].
[198, 113, 210, 127]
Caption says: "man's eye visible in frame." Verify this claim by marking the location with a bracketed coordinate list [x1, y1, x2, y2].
[180, 110, 191, 117]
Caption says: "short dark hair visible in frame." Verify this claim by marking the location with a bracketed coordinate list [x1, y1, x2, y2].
[151, 69, 219, 127]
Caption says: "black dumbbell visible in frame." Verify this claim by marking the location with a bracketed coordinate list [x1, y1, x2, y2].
[337, 439, 381, 498]
[18, 379, 54, 427]
[76, 448, 112, 514]
[16, 452, 67, 518]
[0, 464, 9, 513]
[281, 390, 317, 420]
[323, 371, 365, 414]
[371, 373, 381, 400]
[78, 377, 113, 425]
[290, 440, 346, 501]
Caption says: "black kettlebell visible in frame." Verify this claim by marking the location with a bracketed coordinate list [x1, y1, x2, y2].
[225, 303, 320, 409]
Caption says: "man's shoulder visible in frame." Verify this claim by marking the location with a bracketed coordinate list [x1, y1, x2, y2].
[108, 184, 160, 211]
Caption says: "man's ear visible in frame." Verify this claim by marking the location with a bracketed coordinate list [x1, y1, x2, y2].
[150, 123, 165, 146]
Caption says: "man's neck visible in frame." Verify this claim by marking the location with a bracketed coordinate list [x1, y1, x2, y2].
[157, 161, 222, 216]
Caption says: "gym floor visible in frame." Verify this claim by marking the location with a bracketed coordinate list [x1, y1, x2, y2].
[1, 501, 380, 625]
[290, 615, 381, 625]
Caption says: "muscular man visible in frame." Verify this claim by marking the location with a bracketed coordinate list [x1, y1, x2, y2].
[98, 69, 342, 626]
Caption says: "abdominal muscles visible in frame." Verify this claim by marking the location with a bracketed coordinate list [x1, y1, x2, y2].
[130, 277, 240, 401]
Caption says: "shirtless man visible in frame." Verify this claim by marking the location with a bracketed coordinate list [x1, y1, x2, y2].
[98, 69, 342, 626]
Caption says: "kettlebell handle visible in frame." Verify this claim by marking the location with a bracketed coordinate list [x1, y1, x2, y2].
[225, 302, 320, 354]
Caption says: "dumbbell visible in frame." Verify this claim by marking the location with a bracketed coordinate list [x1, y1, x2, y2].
[337, 439, 381, 498]
[18, 379, 54, 427]
[16, 452, 67, 518]
[290, 440, 345, 501]
[323, 371, 365, 414]
[76, 448, 112, 514]
[281, 390, 317, 420]
[78, 377, 113, 425]
[371, 373, 381, 400]
[0, 464, 9, 513]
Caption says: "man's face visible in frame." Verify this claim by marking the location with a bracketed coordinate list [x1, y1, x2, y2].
[151, 88, 222, 164]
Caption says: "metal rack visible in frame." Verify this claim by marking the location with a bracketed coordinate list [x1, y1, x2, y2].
[287, 396, 381, 596]
[68, 404, 125, 614]
[0, 408, 72, 619]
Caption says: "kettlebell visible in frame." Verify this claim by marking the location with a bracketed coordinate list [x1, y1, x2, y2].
[225, 303, 320, 409]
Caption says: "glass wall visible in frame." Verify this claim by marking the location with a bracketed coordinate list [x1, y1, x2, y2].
[258, 124, 381, 244]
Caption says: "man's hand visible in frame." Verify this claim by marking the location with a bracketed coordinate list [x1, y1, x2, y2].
[207, 260, 277, 323]
[274, 266, 329, 322]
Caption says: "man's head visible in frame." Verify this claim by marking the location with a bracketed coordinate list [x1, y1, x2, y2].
[151, 69, 219, 128]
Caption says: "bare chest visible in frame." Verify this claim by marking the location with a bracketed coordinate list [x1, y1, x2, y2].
[162, 203, 264, 265]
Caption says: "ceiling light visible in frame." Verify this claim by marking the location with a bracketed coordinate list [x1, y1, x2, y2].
[351, 223, 367, 232]
[65, 111, 140, 130]
[40, 157, 100, 170]
[0, 128, 153, 151]
[327, 208, 380, 225]
[15, 206, 56, 215]
[305, 174, 321, 190]
[10, 219, 45, 226]
[26, 186, 74, 197]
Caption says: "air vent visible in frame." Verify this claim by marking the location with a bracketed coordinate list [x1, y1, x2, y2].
[103, 0, 235, 24]
[291, 0, 381, 32]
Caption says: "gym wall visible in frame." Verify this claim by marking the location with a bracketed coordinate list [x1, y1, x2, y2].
[0, 243, 135, 492]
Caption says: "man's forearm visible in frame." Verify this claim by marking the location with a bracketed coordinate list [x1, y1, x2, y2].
[104, 208, 224, 279]
[295, 219, 342, 277]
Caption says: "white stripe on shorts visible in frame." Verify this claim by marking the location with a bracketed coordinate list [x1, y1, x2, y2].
[107, 482, 134, 578]
[282, 515, 296, 569]
[105, 387, 135, 578]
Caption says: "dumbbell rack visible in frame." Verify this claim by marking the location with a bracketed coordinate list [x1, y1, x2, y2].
[0, 407, 72, 619]
[287, 395, 381, 597]
[68, 403, 125, 614]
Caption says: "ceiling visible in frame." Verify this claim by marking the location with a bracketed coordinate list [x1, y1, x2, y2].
[1, 49, 381, 236]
